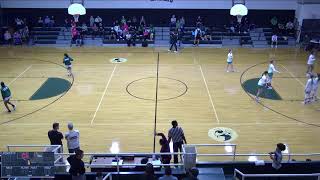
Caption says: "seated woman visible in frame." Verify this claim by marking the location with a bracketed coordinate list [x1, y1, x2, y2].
[13, 31, 22, 45]
[4, 30, 12, 45]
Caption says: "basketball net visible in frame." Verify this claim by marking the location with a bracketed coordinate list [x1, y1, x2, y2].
[236, 15, 243, 23]
[73, 14, 80, 22]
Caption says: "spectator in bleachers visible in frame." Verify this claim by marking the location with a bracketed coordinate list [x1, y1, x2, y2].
[182, 167, 199, 180]
[193, 27, 201, 47]
[122, 22, 129, 33]
[38, 17, 44, 27]
[203, 29, 212, 41]
[126, 31, 133, 47]
[196, 16, 202, 27]
[142, 163, 157, 180]
[81, 23, 88, 35]
[95, 16, 102, 25]
[140, 16, 146, 26]
[271, 34, 278, 48]
[270, 16, 278, 30]
[285, 20, 294, 35]
[278, 22, 285, 35]
[67, 149, 85, 180]
[48, 122, 64, 152]
[156, 133, 171, 164]
[15, 18, 24, 29]
[269, 143, 286, 170]
[159, 167, 177, 180]
[4, 30, 12, 45]
[170, 15, 176, 27]
[113, 22, 122, 40]
[13, 31, 22, 45]
[132, 16, 138, 27]
[180, 17, 185, 30]
[65, 122, 80, 153]
[71, 27, 78, 47]
[21, 26, 29, 44]
[168, 120, 187, 164]
[89, 16, 95, 27]
[44, 16, 51, 27]
[92, 23, 99, 40]
[50, 16, 55, 27]
[98, 23, 105, 37]
[121, 16, 127, 25]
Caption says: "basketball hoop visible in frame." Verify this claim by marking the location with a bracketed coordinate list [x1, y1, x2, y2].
[68, 3, 86, 23]
[230, 4, 248, 23]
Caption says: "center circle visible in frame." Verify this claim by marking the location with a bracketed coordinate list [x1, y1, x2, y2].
[126, 77, 188, 101]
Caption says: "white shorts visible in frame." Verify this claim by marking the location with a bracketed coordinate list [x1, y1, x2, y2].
[66, 65, 72, 69]
[3, 96, 11, 102]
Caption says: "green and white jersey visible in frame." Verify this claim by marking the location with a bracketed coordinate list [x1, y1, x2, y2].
[1, 86, 11, 99]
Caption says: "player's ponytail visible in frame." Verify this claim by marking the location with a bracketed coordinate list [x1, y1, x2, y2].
[262, 71, 268, 76]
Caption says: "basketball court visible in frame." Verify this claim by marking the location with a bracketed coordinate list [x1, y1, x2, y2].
[0, 47, 319, 161]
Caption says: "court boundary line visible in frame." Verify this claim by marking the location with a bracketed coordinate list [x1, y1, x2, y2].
[192, 51, 220, 124]
[90, 64, 117, 125]
[8, 65, 33, 86]
[279, 64, 305, 88]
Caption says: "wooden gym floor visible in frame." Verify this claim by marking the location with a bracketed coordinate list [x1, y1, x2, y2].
[0, 47, 319, 161]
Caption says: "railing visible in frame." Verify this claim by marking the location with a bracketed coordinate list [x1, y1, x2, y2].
[234, 168, 320, 180]
[102, 173, 112, 180]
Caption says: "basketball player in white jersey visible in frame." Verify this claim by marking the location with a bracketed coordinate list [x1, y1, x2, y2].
[267, 60, 280, 89]
[306, 51, 316, 74]
[226, 49, 234, 72]
[304, 74, 314, 104]
[255, 71, 269, 102]
[311, 73, 320, 102]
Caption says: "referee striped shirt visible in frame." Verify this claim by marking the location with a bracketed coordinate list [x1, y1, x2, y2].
[168, 127, 185, 143]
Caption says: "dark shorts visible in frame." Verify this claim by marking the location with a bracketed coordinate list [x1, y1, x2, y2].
[227, 61, 233, 64]
[268, 73, 273, 79]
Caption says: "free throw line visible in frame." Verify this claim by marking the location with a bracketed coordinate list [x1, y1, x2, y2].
[8, 65, 33, 85]
[90, 64, 117, 125]
[279, 64, 305, 87]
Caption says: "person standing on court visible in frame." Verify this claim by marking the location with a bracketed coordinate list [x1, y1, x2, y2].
[226, 49, 234, 72]
[307, 51, 316, 75]
[63, 53, 74, 76]
[1, 82, 16, 113]
[168, 120, 187, 164]
[269, 143, 286, 171]
[48, 122, 64, 152]
[65, 122, 80, 153]
[67, 149, 86, 180]
[267, 60, 280, 89]
[169, 30, 178, 53]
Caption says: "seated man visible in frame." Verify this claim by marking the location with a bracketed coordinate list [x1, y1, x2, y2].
[13, 31, 22, 45]
[44, 16, 51, 27]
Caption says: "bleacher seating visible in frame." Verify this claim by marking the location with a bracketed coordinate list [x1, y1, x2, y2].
[31, 27, 60, 44]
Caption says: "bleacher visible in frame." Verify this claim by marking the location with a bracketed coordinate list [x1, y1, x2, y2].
[31, 27, 61, 44]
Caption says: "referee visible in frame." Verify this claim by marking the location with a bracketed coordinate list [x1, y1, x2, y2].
[168, 120, 187, 164]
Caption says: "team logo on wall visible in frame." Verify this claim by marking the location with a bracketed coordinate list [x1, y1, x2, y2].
[150, 0, 173, 2]
[208, 127, 238, 142]
[110, 58, 127, 63]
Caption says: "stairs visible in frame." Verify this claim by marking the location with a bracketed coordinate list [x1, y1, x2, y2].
[154, 27, 170, 47]
[250, 28, 268, 48]
[197, 167, 226, 180]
